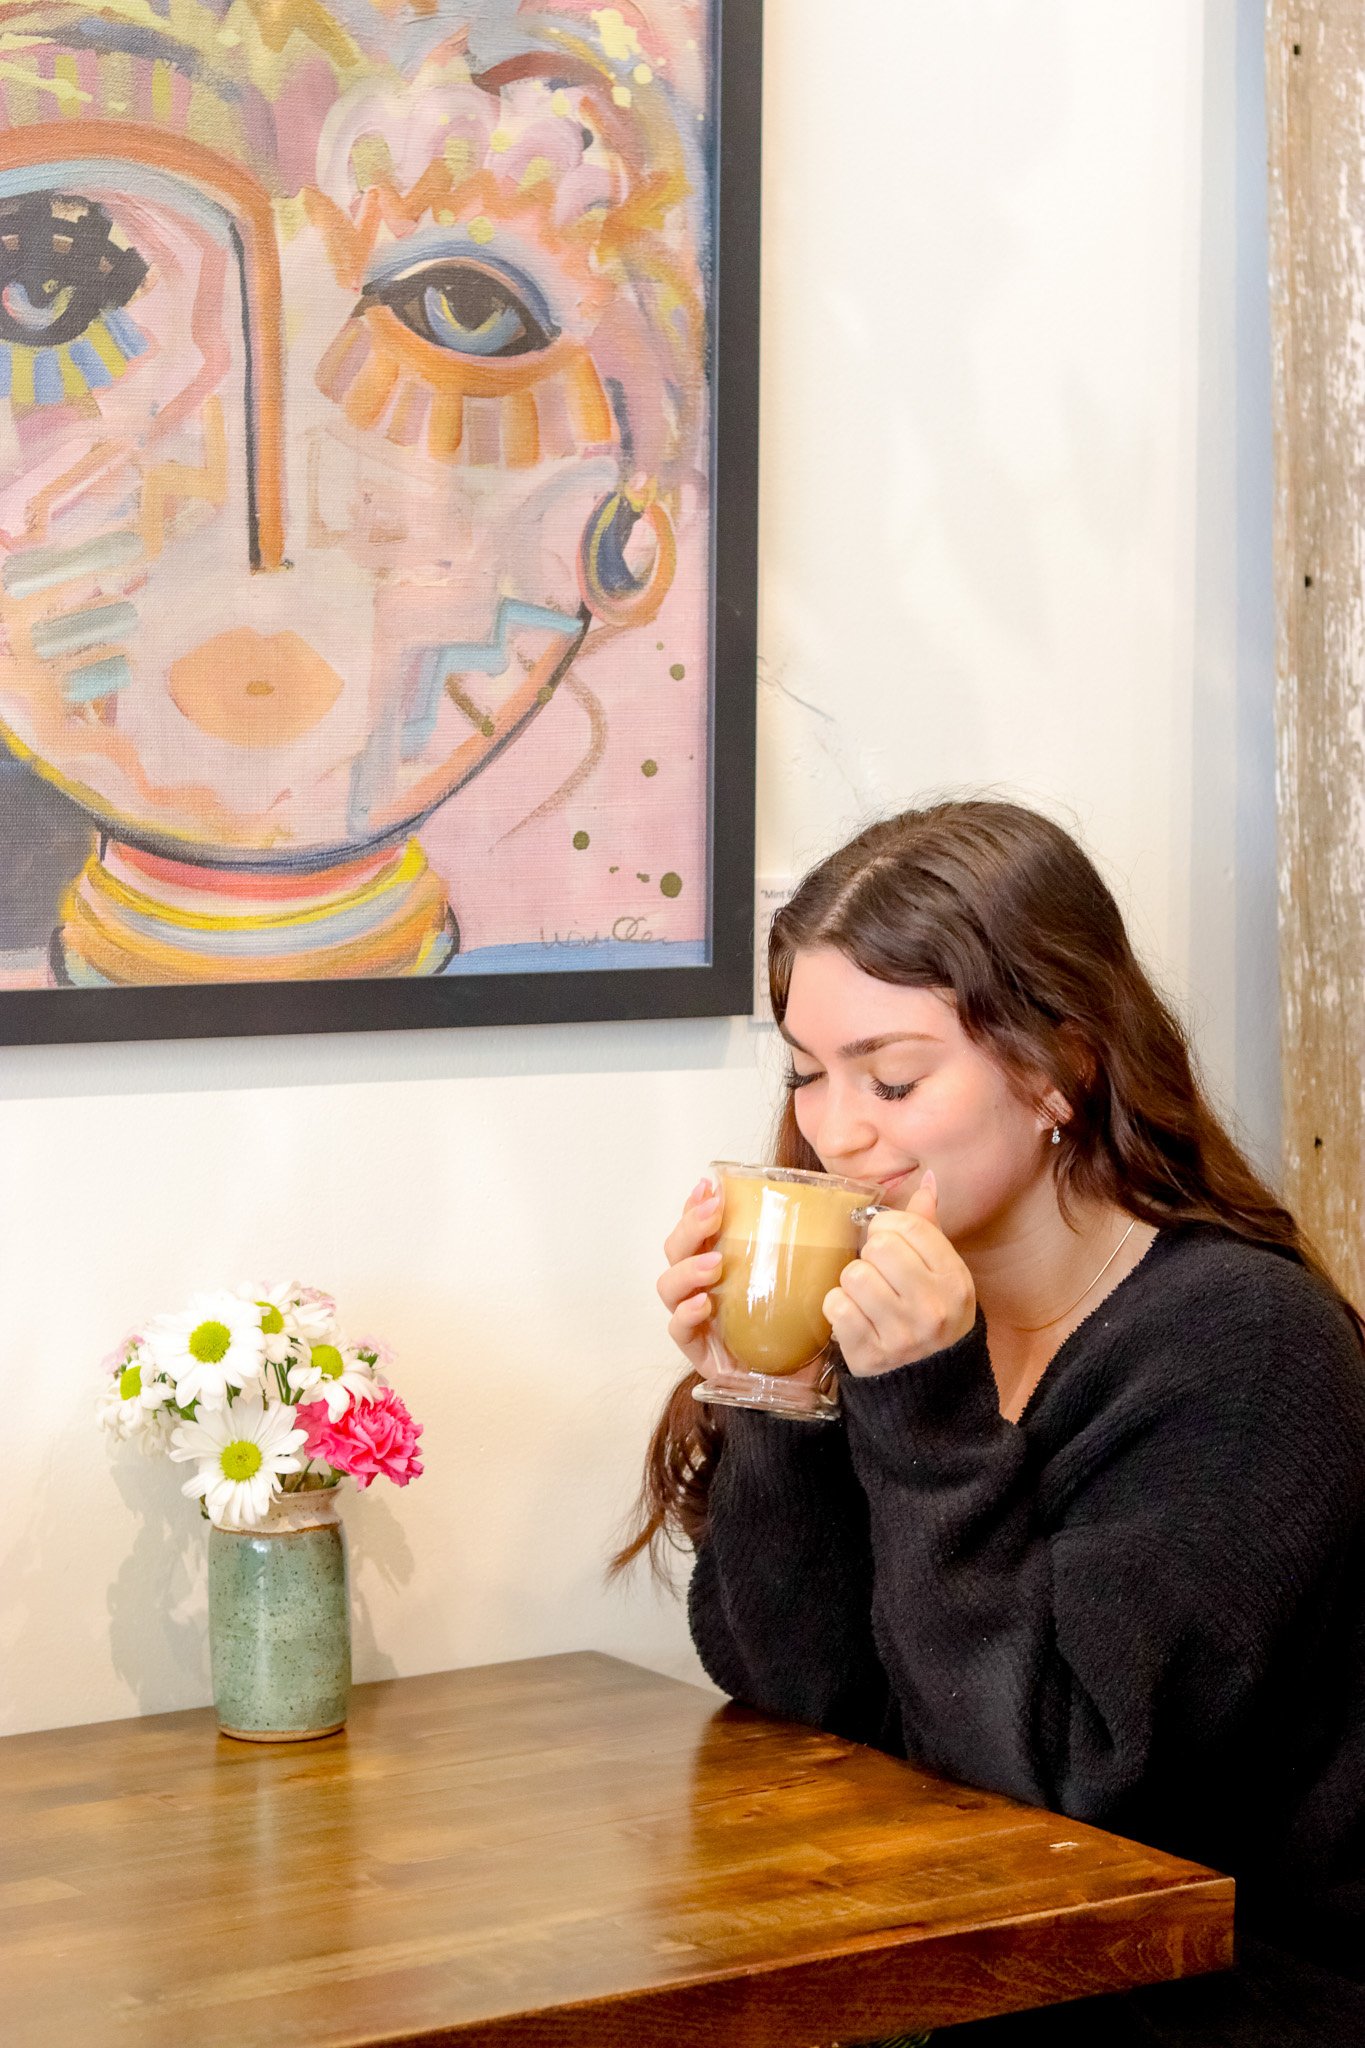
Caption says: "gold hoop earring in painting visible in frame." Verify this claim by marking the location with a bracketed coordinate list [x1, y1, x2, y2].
[578, 494, 677, 627]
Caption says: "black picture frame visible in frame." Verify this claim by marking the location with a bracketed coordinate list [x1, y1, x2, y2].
[0, 0, 761, 1047]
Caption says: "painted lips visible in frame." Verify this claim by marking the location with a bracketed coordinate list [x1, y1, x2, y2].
[168, 628, 345, 747]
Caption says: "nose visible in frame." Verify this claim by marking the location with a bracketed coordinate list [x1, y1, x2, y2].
[806, 1076, 878, 1172]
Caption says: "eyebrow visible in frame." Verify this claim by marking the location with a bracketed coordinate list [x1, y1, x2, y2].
[778, 1029, 941, 1058]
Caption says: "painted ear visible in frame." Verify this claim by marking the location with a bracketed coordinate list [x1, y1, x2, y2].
[578, 492, 677, 625]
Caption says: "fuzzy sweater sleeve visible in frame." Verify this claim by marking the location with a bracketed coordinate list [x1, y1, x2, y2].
[686, 1408, 898, 1749]
[839, 1270, 1365, 1845]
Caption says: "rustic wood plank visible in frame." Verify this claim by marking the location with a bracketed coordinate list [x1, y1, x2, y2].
[0, 1654, 1233, 2047]
[1267, 3, 1365, 1303]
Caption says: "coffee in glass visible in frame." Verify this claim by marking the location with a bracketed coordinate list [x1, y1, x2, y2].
[694, 1161, 883, 1422]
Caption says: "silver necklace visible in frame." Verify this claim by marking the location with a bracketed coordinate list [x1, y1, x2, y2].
[1009, 1218, 1139, 1333]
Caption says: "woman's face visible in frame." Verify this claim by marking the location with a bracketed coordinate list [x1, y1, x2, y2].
[782, 945, 1058, 1250]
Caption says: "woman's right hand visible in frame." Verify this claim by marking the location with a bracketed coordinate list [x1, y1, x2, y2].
[657, 1177, 724, 1372]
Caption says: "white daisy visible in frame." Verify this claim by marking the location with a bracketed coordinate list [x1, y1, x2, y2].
[283, 1347, 324, 1402]
[242, 1284, 297, 1368]
[96, 1337, 173, 1441]
[307, 1339, 380, 1422]
[283, 1286, 339, 1346]
[169, 1398, 306, 1531]
[147, 1291, 266, 1410]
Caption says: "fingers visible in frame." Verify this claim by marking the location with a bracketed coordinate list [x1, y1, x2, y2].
[667, 1287, 714, 1367]
[826, 1182, 977, 1372]
[661, 1177, 724, 1370]
[657, 1247, 722, 1313]
[662, 1178, 723, 1267]
[834, 1254, 903, 1325]
[826, 1255, 975, 1373]
[822, 1280, 878, 1364]
[862, 1202, 958, 1280]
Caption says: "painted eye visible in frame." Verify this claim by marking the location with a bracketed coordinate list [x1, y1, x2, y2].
[362, 259, 556, 359]
[0, 191, 147, 348]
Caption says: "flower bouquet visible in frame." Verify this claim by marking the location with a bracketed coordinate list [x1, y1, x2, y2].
[98, 1283, 423, 1529]
[99, 1285, 424, 1741]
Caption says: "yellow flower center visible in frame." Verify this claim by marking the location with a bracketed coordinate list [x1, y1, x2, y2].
[312, 1344, 344, 1380]
[118, 1364, 142, 1400]
[258, 1303, 284, 1336]
[220, 1440, 263, 1482]
[189, 1319, 232, 1364]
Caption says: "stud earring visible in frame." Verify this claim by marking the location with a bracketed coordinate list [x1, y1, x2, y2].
[1051, 1124, 1062, 1145]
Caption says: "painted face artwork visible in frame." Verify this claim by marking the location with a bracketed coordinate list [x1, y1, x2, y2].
[0, 0, 710, 983]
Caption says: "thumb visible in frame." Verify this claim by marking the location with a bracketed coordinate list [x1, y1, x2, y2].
[906, 1168, 938, 1221]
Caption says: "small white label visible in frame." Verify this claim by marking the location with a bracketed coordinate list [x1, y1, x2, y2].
[753, 875, 797, 1020]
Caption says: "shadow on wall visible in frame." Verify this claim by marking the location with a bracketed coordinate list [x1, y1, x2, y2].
[107, 1455, 210, 1713]
[346, 1487, 410, 1687]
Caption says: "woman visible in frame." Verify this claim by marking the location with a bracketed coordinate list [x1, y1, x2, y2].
[621, 800, 1365, 2046]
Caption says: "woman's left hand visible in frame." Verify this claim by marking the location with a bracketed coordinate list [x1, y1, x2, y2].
[823, 1171, 977, 1377]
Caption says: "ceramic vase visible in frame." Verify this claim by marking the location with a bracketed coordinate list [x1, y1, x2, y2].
[207, 1485, 351, 1741]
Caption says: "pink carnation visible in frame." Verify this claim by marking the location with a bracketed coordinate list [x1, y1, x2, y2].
[296, 1388, 424, 1489]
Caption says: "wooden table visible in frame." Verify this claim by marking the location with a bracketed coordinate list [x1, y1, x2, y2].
[0, 1653, 1233, 2046]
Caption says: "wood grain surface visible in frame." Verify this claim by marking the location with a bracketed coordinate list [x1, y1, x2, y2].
[1267, 3, 1365, 1304]
[0, 1654, 1233, 2047]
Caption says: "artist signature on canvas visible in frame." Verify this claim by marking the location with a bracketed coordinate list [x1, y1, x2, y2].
[539, 917, 658, 947]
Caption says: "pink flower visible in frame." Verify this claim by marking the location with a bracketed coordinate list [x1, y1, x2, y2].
[350, 1335, 396, 1378]
[297, 1387, 424, 1490]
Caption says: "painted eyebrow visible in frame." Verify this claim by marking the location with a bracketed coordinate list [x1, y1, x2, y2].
[778, 1029, 941, 1059]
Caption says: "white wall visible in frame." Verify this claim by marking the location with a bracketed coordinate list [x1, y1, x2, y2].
[0, 0, 1277, 1738]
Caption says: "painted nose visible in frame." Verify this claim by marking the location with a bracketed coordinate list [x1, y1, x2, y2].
[168, 628, 344, 746]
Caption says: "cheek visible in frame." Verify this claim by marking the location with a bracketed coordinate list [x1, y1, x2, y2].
[913, 1071, 1038, 1196]
[945, 1097, 1045, 1212]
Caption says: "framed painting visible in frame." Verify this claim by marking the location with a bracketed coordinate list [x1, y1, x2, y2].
[0, 0, 759, 1043]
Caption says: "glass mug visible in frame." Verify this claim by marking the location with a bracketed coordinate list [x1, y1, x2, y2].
[692, 1161, 885, 1423]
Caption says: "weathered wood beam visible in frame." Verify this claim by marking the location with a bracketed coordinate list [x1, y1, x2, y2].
[1266, 4, 1365, 1303]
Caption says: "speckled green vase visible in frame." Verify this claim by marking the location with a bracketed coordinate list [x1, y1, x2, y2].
[207, 1486, 351, 1742]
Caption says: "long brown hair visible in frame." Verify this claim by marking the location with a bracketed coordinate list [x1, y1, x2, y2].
[612, 798, 1362, 1576]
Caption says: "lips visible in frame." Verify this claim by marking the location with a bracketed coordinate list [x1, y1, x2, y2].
[168, 629, 345, 748]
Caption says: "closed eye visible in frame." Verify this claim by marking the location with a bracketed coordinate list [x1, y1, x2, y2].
[873, 1079, 918, 1101]
[784, 1067, 821, 1091]
[360, 258, 556, 359]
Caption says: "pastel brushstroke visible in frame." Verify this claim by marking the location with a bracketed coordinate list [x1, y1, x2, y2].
[0, 0, 713, 985]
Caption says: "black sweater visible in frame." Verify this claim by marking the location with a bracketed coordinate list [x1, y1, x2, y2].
[687, 1226, 1365, 2045]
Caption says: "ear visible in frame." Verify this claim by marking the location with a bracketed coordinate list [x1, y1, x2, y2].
[1037, 1090, 1071, 1135]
